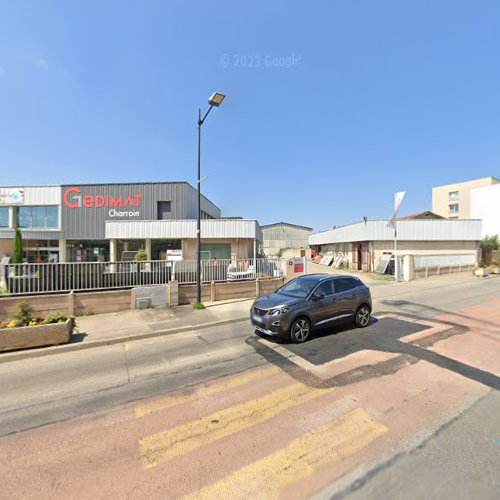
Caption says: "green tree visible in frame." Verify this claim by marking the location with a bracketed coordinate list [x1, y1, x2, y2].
[12, 226, 23, 264]
[481, 234, 499, 250]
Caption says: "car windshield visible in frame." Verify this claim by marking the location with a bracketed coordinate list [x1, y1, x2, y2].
[276, 276, 319, 298]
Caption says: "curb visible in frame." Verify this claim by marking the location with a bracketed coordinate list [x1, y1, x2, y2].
[0, 316, 250, 364]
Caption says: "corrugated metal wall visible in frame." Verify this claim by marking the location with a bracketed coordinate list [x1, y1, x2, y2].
[3, 186, 61, 205]
[262, 224, 311, 254]
[61, 182, 221, 239]
[105, 219, 261, 240]
[309, 220, 482, 245]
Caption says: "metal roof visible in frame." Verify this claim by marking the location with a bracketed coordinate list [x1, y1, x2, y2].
[309, 219, 482, 245]
[261, 222, 313, 231]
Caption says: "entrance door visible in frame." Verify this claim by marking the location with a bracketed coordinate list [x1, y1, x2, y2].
[360, 242, 371, 272]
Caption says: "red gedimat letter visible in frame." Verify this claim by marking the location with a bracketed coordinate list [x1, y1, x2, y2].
[63, 187, 81, 208]
[134, 194, 143, 206]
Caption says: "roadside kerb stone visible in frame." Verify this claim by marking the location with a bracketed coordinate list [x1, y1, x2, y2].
[0, 315, 250, 364]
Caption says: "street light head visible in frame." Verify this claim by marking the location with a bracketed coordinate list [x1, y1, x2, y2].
[208, 92, 225, 107]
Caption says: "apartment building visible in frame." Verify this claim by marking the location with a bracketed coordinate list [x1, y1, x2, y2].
[432, 176, 500, 219]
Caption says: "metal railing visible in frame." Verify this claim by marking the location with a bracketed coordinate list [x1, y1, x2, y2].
[0, 257, 288, 296]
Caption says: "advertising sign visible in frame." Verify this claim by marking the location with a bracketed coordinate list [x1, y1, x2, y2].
[63, 186, 143, 218]
[0, 188, 24, 205]
[166, 249, 183, 261]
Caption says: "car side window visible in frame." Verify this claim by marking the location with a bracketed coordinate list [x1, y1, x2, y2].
[334, 278, 358, 293]
[314, 280, 334, 296]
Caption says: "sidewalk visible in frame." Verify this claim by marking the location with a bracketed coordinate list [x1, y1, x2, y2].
[0, 298, 254, 363]
[0, 270, 494, 364]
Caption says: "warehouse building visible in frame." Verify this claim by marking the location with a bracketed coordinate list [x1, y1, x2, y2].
[0, 182, 262, 263]
[261, 222, 313, 258]
[309, 219, 482, 272]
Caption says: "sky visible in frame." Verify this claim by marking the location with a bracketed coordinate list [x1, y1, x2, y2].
[0, 0, 499, 231]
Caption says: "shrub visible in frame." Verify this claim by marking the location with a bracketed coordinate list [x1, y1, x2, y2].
[135, 250, 148, 261]
[12, 300, 34, 325]
[192, 301, 205, 310]
[42, 311, 75, 325]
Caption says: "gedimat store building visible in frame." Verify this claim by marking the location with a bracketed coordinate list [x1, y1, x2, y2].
[0, 182, 262, 263]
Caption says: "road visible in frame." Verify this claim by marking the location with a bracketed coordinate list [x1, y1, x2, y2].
[0, 274, 499, 499]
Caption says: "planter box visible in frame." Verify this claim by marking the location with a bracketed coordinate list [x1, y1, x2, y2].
[0, 319, 73, 353]
[475, 268, 490, 278]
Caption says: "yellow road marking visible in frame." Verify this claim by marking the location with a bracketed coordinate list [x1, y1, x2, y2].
[185, 407, 387, 499]
[135, 365, 282, 418]
[139, 382, 329, 468]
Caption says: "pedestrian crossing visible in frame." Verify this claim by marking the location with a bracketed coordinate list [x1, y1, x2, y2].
[135, 364, 388, 497]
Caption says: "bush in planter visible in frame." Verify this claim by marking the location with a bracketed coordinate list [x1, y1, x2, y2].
[12, 300, 34, 326]
[42, 311, 75, 325]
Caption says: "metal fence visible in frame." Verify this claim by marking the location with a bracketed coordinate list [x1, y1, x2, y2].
[413, 253, 477, 269]
[0, 257, 288, 296]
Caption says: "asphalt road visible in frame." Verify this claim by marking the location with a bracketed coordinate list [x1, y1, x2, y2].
[0, 275, 499, 499]
[331, 389, 500, 500]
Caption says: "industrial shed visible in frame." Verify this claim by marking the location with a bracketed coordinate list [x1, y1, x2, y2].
[309, 219, 482, 272]
[261, 222, 313, 258]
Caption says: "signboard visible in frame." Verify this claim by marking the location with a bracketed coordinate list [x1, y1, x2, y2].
[294, 257, 304, 273]
[166, 249, 183, 261]
[63, 186, 142, 218]
[0, 188, 24, 205]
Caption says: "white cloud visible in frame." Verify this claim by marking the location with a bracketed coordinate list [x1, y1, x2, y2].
[33, 58, 49, 71]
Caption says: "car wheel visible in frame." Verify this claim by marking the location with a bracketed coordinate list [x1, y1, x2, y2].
[290, 318, 311, 343]
[355, 305, 371, 328]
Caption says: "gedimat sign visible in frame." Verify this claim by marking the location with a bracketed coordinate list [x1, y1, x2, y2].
[63, 187, 143, 217]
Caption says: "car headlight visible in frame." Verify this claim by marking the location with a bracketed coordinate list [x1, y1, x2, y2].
[270, 307, 289, 316]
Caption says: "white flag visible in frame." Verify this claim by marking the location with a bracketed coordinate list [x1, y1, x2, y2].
[387, 191, 406, 228]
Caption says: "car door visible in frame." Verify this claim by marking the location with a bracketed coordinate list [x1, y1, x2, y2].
[332, 278, 360, 315]
[308, 279, 341, 326]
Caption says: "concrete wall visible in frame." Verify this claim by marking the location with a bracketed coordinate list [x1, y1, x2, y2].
[177, 278, 284, 305]
[0, 239, 13, 260]
[470, 183, 500, 237]
[318, 240, 479, 271]
[0, 289, 131, 321]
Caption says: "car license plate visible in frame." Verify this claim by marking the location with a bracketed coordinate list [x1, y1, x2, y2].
[252, 314, 263, 324]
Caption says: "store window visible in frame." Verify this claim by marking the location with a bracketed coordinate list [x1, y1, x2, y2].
[66, 240, 110, 262]
[23, 240, 59, 263]
[0, 207, 9, 227]
[17, 206, 59, 228]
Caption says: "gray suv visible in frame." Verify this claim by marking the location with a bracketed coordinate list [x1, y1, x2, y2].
[251, 274, 372, 343]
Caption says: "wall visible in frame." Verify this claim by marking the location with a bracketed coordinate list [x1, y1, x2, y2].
[372, 240, 479, 269]
[470, 183, 500, 237]
[262, 224, 312, 256]
[0, 289, 131, 321]
[0, 278, 284, 319]
[177, 278, 284, 305]
[61, 182, 221, 239]
[432, 177, 499, 219]
[182, 238, 255, 260]
[0, 239, 13, 259]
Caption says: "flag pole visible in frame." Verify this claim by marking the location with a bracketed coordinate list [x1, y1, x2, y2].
[394, 223, 398, 282]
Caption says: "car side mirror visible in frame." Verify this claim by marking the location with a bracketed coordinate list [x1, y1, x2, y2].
[311, 292, 324, 301]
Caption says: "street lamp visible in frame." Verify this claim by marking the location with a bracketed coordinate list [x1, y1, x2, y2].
[196, 91, 225, 304]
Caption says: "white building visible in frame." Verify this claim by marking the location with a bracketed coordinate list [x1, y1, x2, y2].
[470, 183, 500, 237]
[309, 219, 482, 272]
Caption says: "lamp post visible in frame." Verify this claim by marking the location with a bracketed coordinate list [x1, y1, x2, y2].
[196, 92, 225, 304]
